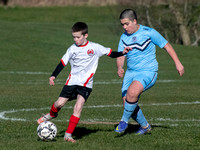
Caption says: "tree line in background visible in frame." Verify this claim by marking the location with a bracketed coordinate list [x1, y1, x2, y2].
[125, 0, 200, 46]
[0, 0, 199, 46]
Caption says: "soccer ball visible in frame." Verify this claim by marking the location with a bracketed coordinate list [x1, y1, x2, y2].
[37, 121, 57, 141]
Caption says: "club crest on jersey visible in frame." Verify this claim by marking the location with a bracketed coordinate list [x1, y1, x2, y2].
[87, 49, 94, 56]
[132, 37, 137, 42]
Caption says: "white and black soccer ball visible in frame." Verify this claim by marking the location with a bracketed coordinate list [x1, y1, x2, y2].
[37, 121, 57, 141]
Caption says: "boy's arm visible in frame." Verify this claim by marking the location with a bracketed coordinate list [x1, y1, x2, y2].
[49, 61, 65, 85]
[109, 47, 131, 77]
[109, 51, 124, 58]
[108, 47, 132, 58]
[116, 56, 125, 78]
[164, 43, 184, 76]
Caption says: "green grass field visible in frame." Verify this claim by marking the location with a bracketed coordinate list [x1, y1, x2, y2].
[0, 6, 200, 150]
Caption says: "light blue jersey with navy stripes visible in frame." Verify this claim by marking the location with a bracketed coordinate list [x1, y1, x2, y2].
[118, 25, 168, 72]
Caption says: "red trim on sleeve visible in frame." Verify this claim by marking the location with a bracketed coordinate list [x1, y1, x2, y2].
[65, 73, 71, 85]
[84, 73, 94, 87]
[107, 49, 112, 56]
[60, 59, 65, 66]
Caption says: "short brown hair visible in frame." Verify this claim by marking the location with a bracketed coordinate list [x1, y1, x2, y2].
[72, 22, 88, 35]
[120, 9, 137, 21]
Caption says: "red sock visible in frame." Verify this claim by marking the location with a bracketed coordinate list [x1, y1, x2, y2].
[66, 115, 80, 134]
[50, 103, 60, 117]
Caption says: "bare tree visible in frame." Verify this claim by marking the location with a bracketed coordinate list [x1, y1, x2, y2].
[145, 4, 154, 28]
[191, 9, 200, 46]
[169, 0, 191, 46]
[0, 0, 8, 5]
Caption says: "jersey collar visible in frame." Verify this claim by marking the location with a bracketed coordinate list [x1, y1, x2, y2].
[79, 41, 89, 47]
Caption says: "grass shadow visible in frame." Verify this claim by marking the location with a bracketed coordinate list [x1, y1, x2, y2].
[58, 126, 100, 140]
[114, 124, 170, 137]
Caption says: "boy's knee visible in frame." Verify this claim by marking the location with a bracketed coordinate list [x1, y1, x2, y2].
[55, 101, 64, 109]
[127, 91, 139, 99]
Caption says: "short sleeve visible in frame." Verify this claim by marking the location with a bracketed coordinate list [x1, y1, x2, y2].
[150, 29, 168, 48]
[96, 43, 112, 57]
[118, 35, 124, 52]
[61, 47, 72, 66]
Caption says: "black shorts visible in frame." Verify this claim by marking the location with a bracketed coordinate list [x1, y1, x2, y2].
[59, 85, 92, 101]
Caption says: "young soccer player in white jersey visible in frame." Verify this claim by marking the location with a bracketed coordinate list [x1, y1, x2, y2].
[37, 22, 130, 143]
[115, 9, 184, 134]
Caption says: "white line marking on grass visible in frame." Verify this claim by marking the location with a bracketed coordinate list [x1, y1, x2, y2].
[0, 101, 199, 125]
[0, 71, 114, 75]
[154, 118, 200, 122]
[1, 71, 187, 85]
[0, 71, 188, 83]
[0, 71, 50, 75]
[0, 110, 26, 121]
[2, 80, 182, 85]
[141, 101, 200, 106]
[0, 107, 50, 121]
[81, 101, 200, 108]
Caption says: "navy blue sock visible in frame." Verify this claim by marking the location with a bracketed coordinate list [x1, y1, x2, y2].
[131, 106, 148, 127]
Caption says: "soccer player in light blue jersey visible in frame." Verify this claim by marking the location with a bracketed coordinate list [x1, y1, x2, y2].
[115, 9, 184, 135]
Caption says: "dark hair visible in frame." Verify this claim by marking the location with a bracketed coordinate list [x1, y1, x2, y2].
[72, 22, 88, 35]
[120, 9, 137, 21]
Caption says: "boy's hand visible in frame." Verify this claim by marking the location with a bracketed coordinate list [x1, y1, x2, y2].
[49, 76, 56, 86]
[176, 63, 184, 76]
[122, 47, 132, 54]
[117, 67, 124, 78]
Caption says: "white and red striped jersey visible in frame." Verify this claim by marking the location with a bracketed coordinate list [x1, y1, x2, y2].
[61, 41, 112, 88]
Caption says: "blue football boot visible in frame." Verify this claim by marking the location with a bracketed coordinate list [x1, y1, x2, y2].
[135, 124, 151, 135]
[115, 121, 128, 133]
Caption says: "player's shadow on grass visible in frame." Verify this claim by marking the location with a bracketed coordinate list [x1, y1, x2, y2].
[114, 124, 169, 137]
[58, 127, 111, 140]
